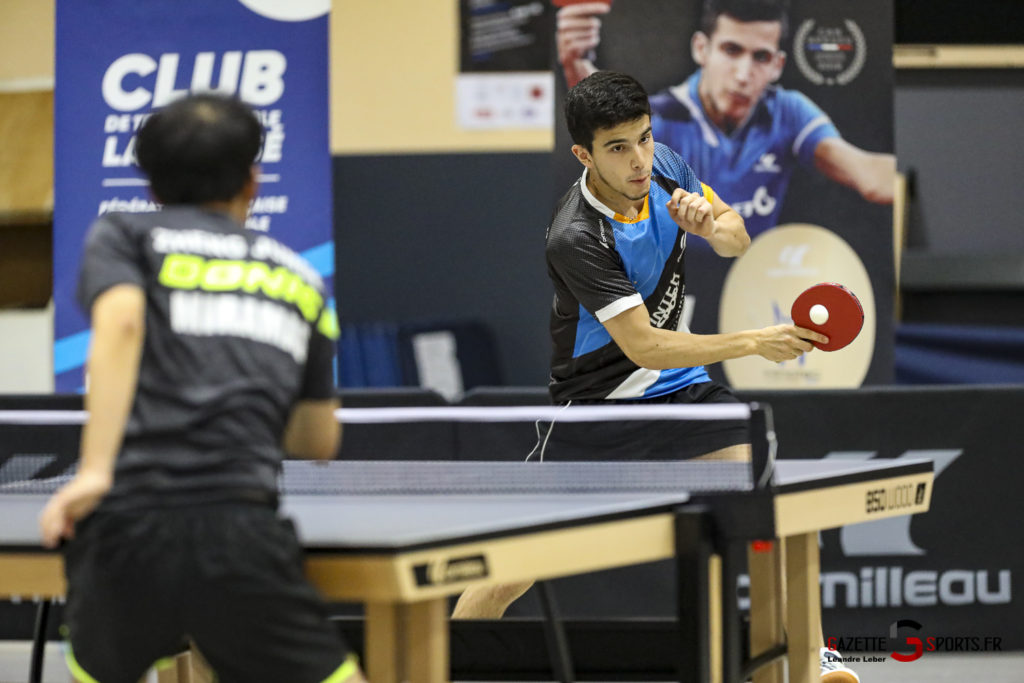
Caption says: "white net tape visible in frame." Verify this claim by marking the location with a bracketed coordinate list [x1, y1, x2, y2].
[0, 403, 751, 426]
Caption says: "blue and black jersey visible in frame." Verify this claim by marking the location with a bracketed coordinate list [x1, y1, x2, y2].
[650, 71, 838, 237]
[546, 143, 715, 402]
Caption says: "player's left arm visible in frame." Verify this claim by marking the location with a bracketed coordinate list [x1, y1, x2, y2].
[283, 398, 341, 461]
[667, 186, 750, 258]
[814, 137, 896, 204]
[40, 284, 145, 547]
[284, 304, 341, 461]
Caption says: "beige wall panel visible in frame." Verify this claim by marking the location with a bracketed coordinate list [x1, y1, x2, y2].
[0, 0, 55, 85]
[0, 91, 54, 216]
[330, 0, 552, 154]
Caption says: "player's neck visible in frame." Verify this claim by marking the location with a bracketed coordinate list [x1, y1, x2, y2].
[201, 197, 250, 226]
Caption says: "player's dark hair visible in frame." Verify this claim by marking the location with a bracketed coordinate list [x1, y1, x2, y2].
[564, 71, 652, 151]
[135, 93, 263, 205]
[701, 0, 790, 41]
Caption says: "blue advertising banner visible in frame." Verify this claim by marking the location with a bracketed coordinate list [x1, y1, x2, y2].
[53, 0, 333, 391]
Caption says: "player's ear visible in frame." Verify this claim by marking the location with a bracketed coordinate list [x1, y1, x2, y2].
[243, 165, 260, 201]
[770, 50, 786, 81]
[691, 31, 709, 66]
[571, 144, 594, 169]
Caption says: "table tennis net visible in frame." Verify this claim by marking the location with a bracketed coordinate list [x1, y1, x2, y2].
[0, 456, 71, 493]
[0, 459, 754, 497]
[281, 460, 754, 495]
[0, 402, 774, 494]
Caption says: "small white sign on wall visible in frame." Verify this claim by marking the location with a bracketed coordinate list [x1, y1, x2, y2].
[456, 72, 553, 130]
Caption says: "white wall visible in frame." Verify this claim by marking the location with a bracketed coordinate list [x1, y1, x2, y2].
[0, 303, 54, 393]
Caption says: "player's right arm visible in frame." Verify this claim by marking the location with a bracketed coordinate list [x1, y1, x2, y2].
[556, 2, 611, 88]
[40, 284, 146, 547]
[602, 303, 826, 369]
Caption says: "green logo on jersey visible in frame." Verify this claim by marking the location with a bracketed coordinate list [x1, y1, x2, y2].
[158, 254, 338, 339]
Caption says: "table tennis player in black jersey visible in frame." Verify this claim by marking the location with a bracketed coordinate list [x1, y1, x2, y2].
[38, 94, 365, 683]
[453, 72, 858, 683]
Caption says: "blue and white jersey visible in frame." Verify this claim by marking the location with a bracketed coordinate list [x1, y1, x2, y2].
[649, 70, 838, 237]
[546, 143, 712, 402]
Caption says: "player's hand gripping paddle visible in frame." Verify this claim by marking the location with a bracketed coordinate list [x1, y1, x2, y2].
[790, 282, 864, 352]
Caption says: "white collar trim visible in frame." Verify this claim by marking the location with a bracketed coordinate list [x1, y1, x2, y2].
[579, 169, 618, 220]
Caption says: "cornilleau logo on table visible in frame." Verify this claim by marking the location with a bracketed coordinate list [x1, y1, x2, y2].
[825, 450, 959, 556]
[413, 555, 490, 587]
[820, 450, 1011, 608]
[739, 449, 1011, 610]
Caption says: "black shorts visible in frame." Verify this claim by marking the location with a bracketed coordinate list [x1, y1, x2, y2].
[544, 382, 750, 460]
[62, 503, 353, 683]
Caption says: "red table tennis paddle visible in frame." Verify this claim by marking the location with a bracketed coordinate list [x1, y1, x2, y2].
[790, 282, 864, 352]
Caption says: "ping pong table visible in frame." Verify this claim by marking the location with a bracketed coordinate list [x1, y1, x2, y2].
[0, 457, 932, 683]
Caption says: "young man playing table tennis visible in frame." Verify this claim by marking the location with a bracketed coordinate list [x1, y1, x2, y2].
[454, 70, 858, 682]
[38, 94, 365, 683]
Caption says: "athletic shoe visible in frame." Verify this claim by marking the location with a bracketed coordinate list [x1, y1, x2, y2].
[820, 647, 860, 683]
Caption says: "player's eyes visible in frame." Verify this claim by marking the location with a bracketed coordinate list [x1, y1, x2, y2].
[753, 50, 773, 63]
[722, 44, 742, 56]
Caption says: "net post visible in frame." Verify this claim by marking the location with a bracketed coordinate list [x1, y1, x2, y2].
[674, 506, 713, 683]
[747, 403, 776, 489]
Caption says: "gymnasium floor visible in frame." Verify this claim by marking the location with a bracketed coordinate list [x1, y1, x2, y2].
[1, 642, 1021, 683]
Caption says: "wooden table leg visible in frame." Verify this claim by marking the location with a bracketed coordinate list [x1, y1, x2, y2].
[366, 599, 449, 683]
[405, 599, 449, 683]
[365, 602, 401, 683]
[709, 553, 723, 683]
[784, 533, 820, 683]
[748, 540, 784, 683]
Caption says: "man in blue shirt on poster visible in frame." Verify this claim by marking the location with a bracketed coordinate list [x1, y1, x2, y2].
[555, 0, 895, 237]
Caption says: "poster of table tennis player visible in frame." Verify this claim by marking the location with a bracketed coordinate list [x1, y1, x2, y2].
[551, 0, 895, 388]
[457, 0, 555, 130]
[52, 0, 333, 392]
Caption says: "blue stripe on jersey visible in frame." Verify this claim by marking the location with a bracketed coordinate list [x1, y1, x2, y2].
[643, 367, 709, 398]
[612, 190, 683, 300]
[572, 306, 613, 358]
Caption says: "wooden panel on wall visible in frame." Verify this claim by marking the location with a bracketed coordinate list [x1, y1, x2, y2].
[0, 91, 53, 222]
[329, 0, 553, 155]
[0, 0, 55, 84]
[894, 45, 1024, 69]
[0, 223, 52, 308]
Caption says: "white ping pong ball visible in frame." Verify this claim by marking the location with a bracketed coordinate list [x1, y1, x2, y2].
[809, 304, 829, 325]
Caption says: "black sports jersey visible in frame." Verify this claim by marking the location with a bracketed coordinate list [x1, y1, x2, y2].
[76, 207, 338, 507]
[546, 143, 713, 402]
